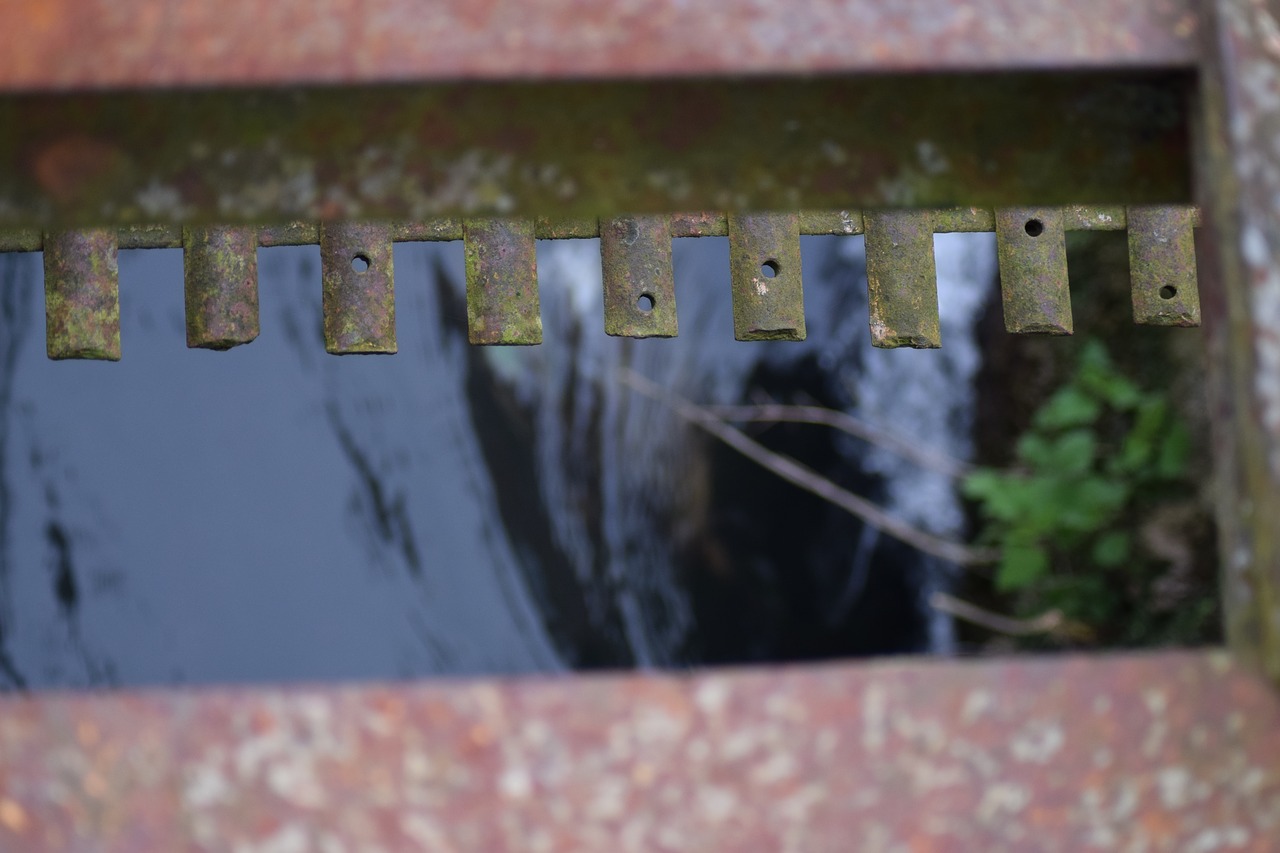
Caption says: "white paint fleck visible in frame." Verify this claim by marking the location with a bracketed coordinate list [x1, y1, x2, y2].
[976, 782, 1029, 822]
[961, 689, 994, 725]
[499, 766, 532, 800]
[1009, 721, 1064, 764]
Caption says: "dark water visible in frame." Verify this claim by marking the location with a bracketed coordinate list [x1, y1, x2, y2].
[0, 232, 994, 690]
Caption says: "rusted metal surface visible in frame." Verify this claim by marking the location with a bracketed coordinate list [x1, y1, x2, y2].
[995, 207, 1074, 335]
[9, 206, 1205, 358]
[464, 218, 542, 346]
[0, 205, 1202, 253]
[0, 75, 1192, 229]
[41, 229, 120, 361]
[601, 216, 677, 338]
[182, 226, 259, 350]
[728, 213, 805, 342]
[1128, 205, 1201, 326]
[0, 0, 1200, 94]
[864, 211, 941, 349]
[0, 651, 1276, 849]
[1197, 0, 1280, 680]
[320, 222, 396, 355]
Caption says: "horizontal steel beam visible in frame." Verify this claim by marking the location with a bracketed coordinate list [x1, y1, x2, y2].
[0, 75, 1193, 229]
[0, 651, 1275, 849]
[0, 0, 1200, 93]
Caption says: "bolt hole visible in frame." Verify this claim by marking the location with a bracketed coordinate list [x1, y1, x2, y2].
[1159, 285, 1177, 300]
[761, 259, 780, 278]
[637, 293, 655, 313]
[351, 254, 371, 273]
[1024, 219, 1044, 238]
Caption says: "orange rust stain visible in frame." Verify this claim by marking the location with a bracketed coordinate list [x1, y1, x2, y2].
[32, 137, 129, 204]
[0, 799, 28, 834]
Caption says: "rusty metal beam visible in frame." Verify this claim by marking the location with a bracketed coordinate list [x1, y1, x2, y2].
[0, 75, 1193, 229]
[0, 651, 1275, 849]
[0, 0, 1200, 94]
[1197, 0, 1280, 681]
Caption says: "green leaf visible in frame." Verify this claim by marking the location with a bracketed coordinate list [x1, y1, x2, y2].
[996, 544, 1049, 591]
[1092, 530, 1131, 567]
[1156, 421, 1192, 479]
[1034, 387, 1102, 430]
[1047, 430, 1097, 476]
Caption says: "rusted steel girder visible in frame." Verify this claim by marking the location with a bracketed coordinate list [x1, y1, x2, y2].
[0, 651, 1275, 850]
[0, 75, 1192, 230]
[0, 0, 1199, 93]
[1198, 0, 1280, 681]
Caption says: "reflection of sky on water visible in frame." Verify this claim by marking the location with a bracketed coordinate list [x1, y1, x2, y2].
[0, 233, 993, 690]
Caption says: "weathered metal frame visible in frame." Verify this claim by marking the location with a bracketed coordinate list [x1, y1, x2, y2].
[2, 0, 1280, 847]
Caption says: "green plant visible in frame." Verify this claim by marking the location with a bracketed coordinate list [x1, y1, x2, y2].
[963, 339, 1213, 646]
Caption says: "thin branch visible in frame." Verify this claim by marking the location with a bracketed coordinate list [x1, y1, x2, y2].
[929, 592, 1063, 637]
[706, 402, 974, 480]
[617, 369, 998, 567]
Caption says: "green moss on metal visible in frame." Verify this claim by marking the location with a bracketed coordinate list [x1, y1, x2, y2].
[0, 75, 1192, 230]
[1127, 206, 1200, 326]
[864, 211, 940, 349]
[728, 213, 805, 342]
[464, 218, 541, 345]
[601, 216, 677, 338]
[183, 226, 260, 349]
[42, 229, 121, 360]
[320, 222, 397, 354]
[995, 207, 1073, 335]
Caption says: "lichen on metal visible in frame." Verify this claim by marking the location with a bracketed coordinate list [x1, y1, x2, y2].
[42, 229, 120, 360]
[464, 218, 541, 346]
[728, 213, 805, 342]
[183, 226, 260, 350]
[1197, 0, 1280, 681]
[601, 216, 677, 338]
[0, 76, 1193, 230]
[320, 222, 397, 355]
[995, 207, 1073, 335]
[864, 211, 941, 349]
[1127, 205, 1200, 326]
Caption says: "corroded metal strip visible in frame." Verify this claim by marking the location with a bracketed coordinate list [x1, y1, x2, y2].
[601, 216, 677, 338]
[1197, 0, 1280, 679]
[319, 222, 396, 354]
[727, 213, 805, 341]
[0, 0, 1199, 93]
[864, 211, 940, 348]
[464, 218, 541, 345]
[995, 207, 1073, 335]
[182, 226, 259, 350]
[42, 229, 120, 360]
[0, 76, 1191, 229]
[1127, 205, 1200, 326]
[0, 652, 1277, 850]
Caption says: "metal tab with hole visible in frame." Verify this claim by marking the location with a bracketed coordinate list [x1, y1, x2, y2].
[864, 211, 940, 348]
[1127, 206, 1200, 326]
[728, 213, 805, 341]
[464, 218, 542, 345]
[183, 226, 260, 350]
[601, 216, 677, 338]
[995, 208, 1073, 335]
[43, 229, 121, 361]
[320, 222, 397, 354]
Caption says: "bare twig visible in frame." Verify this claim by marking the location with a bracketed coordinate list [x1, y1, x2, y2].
[929, 592, 1063, 637]
[618, 369, 998, 567]
[706, 402, 973, 479]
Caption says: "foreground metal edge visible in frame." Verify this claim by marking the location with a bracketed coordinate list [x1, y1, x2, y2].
[0, 0, 1199, 92]
[1198, 0, 1280, 681]
[0, 650, 1275, 849]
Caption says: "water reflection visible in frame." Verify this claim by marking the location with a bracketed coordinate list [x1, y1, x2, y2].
[0, 232, 994, 689]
